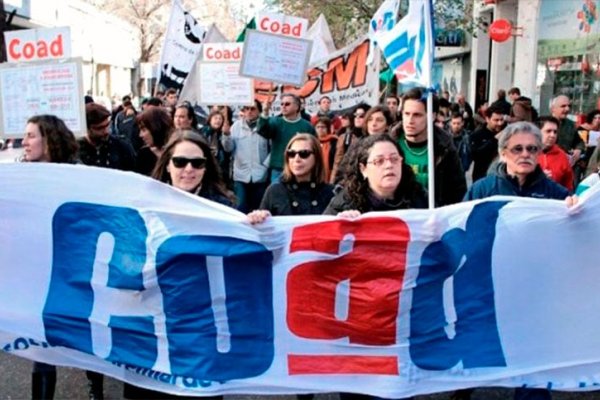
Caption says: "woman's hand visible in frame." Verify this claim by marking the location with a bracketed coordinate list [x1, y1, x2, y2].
[247, 209, 271, 224]
[566, 195, 579, 208]
[337, 210, 362, 219]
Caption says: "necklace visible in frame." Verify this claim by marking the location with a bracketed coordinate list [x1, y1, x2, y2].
[403, 138, 427, 156]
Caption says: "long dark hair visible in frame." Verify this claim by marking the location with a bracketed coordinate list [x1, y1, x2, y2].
[151, 130, 233, 201]
[342, 133, 423, 212]
[26, 115, 79, 163]
[136, 107, 174, 148]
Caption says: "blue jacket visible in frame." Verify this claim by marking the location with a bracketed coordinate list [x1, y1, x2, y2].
[464, 163, 569, 201]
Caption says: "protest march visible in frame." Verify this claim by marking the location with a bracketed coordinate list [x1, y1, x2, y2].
[2, 0, 600, 399]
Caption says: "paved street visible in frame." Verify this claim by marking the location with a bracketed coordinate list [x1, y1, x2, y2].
[2, 352, 600, 399]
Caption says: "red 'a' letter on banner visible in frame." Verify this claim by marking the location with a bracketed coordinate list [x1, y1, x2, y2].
[287, 217, 410, 375]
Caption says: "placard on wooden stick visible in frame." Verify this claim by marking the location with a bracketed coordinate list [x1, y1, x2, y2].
[239, 29, 312, 87]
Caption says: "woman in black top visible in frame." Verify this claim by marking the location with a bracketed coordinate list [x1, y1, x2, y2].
[325, 133, 427, 216]
[248, 133, 334, 222]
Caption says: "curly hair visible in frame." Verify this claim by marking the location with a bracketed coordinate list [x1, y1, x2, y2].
[151, 129, 233, 202]
[342, 133, 423, 212]
[135, 107, 174, 149]
[26, 115, 79, 163]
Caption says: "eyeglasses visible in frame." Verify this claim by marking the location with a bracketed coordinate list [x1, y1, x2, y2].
[281, 102, 293, 107]
[507, 145, 540, 155]
[242, 106, 258, 111]
[354, 113, 365, 118]
[366, 155, 402, 167]
[171, 156, 207, 169]
[286, 149, 313, 159]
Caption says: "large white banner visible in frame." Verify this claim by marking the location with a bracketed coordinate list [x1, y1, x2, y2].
[2, 163, 600, 397]
[157, 0, 206, 92]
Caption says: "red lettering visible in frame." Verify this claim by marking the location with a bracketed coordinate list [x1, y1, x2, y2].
[23, 43, 35, 59]
[288, 217, 409, 344]
[8, 39, 20, 60]
[37, 40, 48, 58]
[321, 40, 369, 93]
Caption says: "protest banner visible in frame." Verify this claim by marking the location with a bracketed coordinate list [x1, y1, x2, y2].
[4, 27, 71, 62]
[0, 58, 85, 138]
[254, 36, 379, 115]
[1, 163, 600, 397]
[240, 29, 312, 87]
[157, 0, 206, 92]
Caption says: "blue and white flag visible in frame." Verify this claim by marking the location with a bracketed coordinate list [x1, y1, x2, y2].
[376, 0, 434, 87]
[367, 0, 400, 64]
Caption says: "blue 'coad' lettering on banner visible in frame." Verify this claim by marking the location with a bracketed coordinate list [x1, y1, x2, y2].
[410, 201, 509, 370]
[155, 235, 274, 380]
[45, 202, 154, 367]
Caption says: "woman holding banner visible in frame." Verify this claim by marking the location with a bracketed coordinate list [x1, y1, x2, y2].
[248, 133, 334, 222]
[324, 133, 427, 217]
[123, 130, 233, 399]
[21, 115, 79, 399]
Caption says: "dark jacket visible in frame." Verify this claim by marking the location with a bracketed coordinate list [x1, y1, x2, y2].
[198, 185, 235, 208]
[260, 181, 334, 216]
[469, 126, 498, 183]
[509, 96, 537, 122]
[77, 136, 136, 171]
[398, 126, 467, 207]
[324, 184, 428, 215]
[464, 162, 570, 201]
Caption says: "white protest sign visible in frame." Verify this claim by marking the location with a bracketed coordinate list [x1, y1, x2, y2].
[240, 30, 312, 87]
[202, 43, 243, 63]
[4, 27, 71, 63]
[199, 63, 254, 105]
[588, 130, 600, 146]
[0, 58, 86, 138]
[257, 11, 308, 38]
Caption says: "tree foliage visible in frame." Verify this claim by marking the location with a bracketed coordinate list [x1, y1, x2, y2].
[84, 0, 196, 63]
[266, 0, 484, 47]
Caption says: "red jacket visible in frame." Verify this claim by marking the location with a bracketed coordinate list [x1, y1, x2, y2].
[537, 144, 574, 191]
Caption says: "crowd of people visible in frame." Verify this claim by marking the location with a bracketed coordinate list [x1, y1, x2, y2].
[11, 83, 593, 400]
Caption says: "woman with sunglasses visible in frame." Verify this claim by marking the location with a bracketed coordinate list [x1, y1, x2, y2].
[325, 133, 427, 217]
[248, 133, 334, 221]
[150, 130, 234, 206]
[124, 131, 232, 400]
[21, 115, 79, 399]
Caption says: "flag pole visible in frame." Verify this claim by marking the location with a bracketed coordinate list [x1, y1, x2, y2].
[427, 91, 435, 209]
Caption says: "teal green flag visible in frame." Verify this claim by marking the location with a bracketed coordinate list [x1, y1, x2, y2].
[236, 18, 256, 42]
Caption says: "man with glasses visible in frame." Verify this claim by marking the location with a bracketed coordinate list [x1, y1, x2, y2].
[465, 121, 569, 201]
[259, 93, 316, 182]
[78, 103, 136, 171]
[222, 100, 270, 213]
[461, 121, 570, 400]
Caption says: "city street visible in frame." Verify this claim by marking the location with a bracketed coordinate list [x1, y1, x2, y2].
[0, 352, 598, 399]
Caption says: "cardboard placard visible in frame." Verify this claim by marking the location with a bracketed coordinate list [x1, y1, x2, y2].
[198, 62, 254, 105]
[0, 58, 86, 138]
[239, 29, 312, 87]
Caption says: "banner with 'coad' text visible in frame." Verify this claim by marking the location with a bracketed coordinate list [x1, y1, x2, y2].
[1, 163, 600, 397]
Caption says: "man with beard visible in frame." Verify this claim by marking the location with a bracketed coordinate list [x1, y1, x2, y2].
[78, 103, 136, 171]
[469, 104, 505, 183]
[397, 87, 466, 206]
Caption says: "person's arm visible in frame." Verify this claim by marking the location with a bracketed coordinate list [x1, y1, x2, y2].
[221, 123, 235, 153]
[330, 135, 347, 184]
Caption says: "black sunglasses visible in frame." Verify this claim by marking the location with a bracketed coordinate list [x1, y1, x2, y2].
[171, 156, 207, 169]
[286, 149, 313, 159]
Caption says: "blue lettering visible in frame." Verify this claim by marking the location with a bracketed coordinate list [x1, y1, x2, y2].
[156, 235, 274, 380]
[44, 203, 154, 368]
[410, 202, 508, 370]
